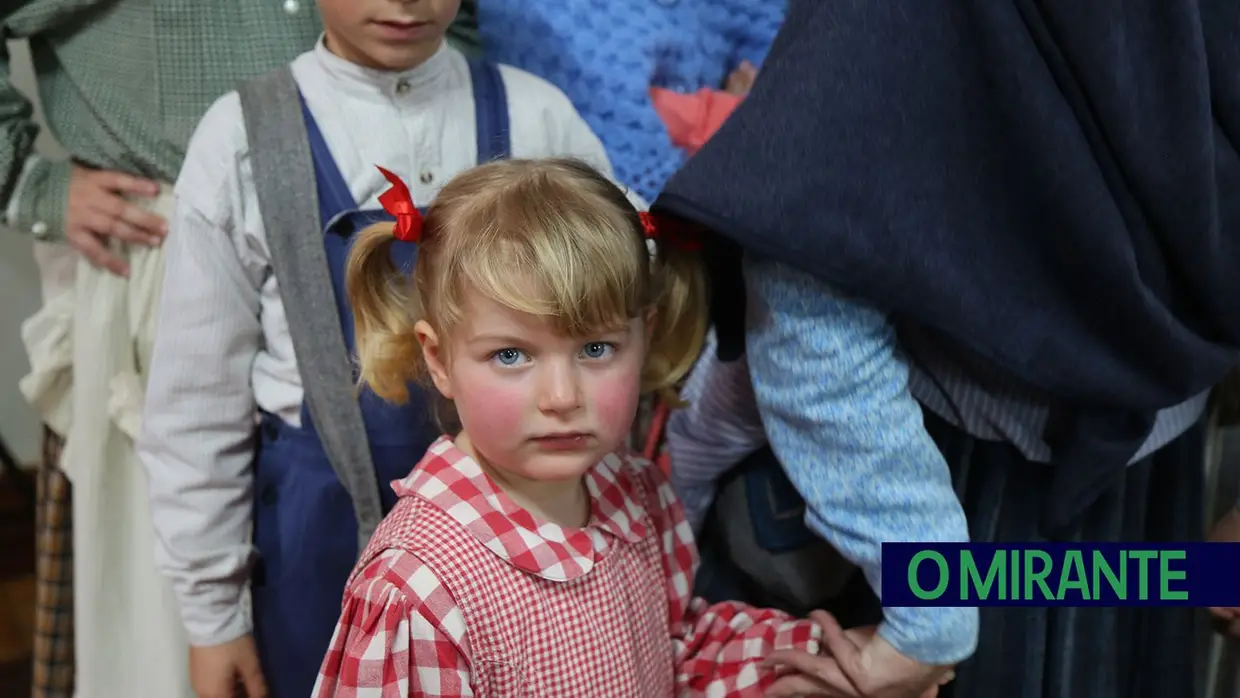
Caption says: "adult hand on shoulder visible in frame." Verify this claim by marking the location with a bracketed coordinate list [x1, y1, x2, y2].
[65, 164, 167, 277]
[765, 611, 954, 698]
[1208, 507, 1240, 638]
[189, 634, 268, 698]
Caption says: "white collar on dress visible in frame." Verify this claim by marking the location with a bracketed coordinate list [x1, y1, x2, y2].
[393, 436, 653, 582]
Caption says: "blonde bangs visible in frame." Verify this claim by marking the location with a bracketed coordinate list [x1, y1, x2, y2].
[426, 161, 650, 337]
[347, 157, 707, 416]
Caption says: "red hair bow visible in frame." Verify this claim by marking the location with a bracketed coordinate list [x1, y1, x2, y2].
[376, 166, 423, 242]
[639, 211, 702, 251]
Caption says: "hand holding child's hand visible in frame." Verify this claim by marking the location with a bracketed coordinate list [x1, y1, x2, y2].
[765, 612, 954, 698]
[189, 635, 267, 698]
[1209, 507, 1240, 638]
[724, 61, 758, 95]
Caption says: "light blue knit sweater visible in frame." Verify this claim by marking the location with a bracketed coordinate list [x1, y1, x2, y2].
[476, 0, 787, 201]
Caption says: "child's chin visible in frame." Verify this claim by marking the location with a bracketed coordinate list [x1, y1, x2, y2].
[520, 451, 602, 481]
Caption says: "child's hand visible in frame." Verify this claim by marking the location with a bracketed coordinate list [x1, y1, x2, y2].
[765, 612, 954, 697]
[1209, 507, 1240, 638]
[725, 61, 758, 96]
[189, 634, 267, 698]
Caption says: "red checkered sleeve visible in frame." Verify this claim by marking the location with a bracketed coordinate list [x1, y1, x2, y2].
[638, 458, 823, 696]
[313, 549, 475, 698]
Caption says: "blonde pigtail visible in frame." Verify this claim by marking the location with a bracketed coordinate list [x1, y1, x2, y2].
[642, 240, 708, 405]
[345, 222, 425, 404]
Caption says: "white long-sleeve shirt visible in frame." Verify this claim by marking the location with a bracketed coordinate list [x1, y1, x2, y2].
[138, 38, 619, 647]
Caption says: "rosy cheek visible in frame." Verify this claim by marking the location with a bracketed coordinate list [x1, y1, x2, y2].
[451, 365, 527, 444]
[589, 365, 642, 441]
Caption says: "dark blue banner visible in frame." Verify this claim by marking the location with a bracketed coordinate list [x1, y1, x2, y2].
[880, 543, 1240, 607]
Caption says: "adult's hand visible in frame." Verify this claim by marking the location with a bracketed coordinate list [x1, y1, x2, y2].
[65, 164, 167, 276]
[766, 611, 955, 698]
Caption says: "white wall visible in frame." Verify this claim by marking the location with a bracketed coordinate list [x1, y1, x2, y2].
[1, 40, 68, 465]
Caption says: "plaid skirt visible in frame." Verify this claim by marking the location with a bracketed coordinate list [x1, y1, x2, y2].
[33, 428, 73, 698]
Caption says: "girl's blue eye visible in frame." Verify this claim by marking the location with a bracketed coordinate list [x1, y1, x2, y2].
[582, 342, 614, 359]
[493, 348, 527, 366]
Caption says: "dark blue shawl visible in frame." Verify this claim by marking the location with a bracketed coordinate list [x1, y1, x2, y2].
[655, 0, 1240, 532]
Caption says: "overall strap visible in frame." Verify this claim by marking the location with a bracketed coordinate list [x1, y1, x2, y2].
[467, 59, 512, 161]
[236, 67, 385, 551]
[298, 94, 360, 229]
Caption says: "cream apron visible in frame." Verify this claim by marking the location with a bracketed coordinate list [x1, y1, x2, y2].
[19, 186, 192, 698]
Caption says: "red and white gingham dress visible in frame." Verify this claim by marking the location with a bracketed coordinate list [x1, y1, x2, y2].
[313, 436, 822, 697]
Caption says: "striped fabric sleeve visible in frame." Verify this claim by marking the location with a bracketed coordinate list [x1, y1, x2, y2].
[665, 328, 768, 533]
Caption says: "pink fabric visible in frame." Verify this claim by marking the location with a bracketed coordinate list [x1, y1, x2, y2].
[650, 87, 744, 155]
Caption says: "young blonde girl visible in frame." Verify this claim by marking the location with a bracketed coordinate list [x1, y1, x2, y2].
[312, 158, 824, 696]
